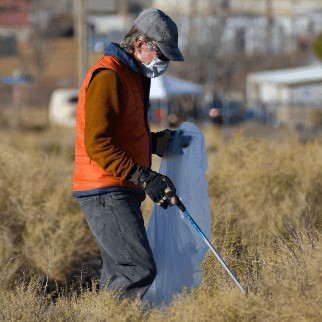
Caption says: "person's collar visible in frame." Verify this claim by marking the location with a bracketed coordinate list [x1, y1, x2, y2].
[132, 54, 142, 67]
[105, 42, 141, 73]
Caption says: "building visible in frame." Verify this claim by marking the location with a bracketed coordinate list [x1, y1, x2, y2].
[0, 0, 28, 27]
[0, 0, 29, 56]
[153, 0, 322, 16]
[152, 0, 322, 56]
[247, 65, 322, 129]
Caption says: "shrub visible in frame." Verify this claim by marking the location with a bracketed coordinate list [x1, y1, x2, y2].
[0, 125, 321, 321]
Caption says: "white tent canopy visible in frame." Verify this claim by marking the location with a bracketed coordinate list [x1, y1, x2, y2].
[150, 75, 203, 99]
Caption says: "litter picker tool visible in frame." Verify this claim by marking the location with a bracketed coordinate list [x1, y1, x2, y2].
[173, 194, 247, 294]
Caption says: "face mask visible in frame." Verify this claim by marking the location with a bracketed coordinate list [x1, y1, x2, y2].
[141, 56, 169, 78]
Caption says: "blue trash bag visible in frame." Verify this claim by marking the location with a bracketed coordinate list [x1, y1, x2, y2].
[143, 122, 212, 306]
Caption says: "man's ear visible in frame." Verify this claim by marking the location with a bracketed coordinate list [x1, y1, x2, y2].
[135, 37, 146, 50]
[134, 36, 146, 60]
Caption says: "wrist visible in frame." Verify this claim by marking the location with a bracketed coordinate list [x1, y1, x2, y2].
[138, 167, 150, 188]
[127, 164, 144, 185]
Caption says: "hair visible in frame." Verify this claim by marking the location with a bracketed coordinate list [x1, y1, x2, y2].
[120, 27, 155, 55]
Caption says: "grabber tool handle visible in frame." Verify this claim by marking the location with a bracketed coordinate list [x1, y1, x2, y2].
[173, 193, 247, 294]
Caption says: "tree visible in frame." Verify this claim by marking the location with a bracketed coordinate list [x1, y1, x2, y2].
[169, 0, 240, 99]
[313, 32, 322, 62]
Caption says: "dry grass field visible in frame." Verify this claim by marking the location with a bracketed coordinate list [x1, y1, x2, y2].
[0, 122, 321, 321]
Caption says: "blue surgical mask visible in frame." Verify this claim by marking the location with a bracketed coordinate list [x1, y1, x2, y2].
[141, 56, 169, 78]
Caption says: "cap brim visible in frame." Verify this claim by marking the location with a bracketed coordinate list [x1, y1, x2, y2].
[157, 42, 184, 61]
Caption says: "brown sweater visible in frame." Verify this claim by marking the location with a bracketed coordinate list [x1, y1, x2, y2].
[84, 69, 136, 180]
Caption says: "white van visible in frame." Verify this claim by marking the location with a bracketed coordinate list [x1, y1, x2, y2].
[48, 88, 79, 126]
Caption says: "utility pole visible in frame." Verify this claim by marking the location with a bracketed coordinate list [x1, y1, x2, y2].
[77, 0, 88, 87]
[266, 0, 273, 55]
[123, 0, 130, 34]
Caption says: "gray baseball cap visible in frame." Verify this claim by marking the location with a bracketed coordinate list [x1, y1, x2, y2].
[133, 8, 184, 61]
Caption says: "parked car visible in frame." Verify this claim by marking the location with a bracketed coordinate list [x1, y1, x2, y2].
[203, 98, 245, 125]
[48, 89, 78, 126]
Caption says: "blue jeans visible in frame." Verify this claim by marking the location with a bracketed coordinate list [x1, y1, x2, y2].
[78, 191, 157, 299]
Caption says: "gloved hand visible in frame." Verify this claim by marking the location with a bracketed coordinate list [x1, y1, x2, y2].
[127, 164, 177, 209]
[151, 129, 175, 157]
[151, 129, 192, 158]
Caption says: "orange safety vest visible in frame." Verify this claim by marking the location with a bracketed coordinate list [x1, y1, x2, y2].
[73, 55, 150, 196]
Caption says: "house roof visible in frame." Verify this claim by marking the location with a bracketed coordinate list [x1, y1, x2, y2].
[247, 65, 322, 86]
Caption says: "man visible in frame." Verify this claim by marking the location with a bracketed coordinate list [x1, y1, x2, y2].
[73, 8, 186, 299]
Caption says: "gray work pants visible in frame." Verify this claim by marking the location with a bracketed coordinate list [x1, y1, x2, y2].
[78, 191, 156, 299]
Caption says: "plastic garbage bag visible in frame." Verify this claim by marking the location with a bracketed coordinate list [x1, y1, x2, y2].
[143, 122, 212, 306]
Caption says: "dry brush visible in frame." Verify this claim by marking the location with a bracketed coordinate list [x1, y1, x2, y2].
[0, 125, 321, 321]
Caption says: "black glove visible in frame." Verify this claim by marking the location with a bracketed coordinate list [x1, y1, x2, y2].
[127, 164, 177, 209]
[151, 129, 192, 158]
[151, 129, 175, 157]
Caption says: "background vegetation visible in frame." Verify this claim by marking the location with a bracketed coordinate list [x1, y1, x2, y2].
[0, 123, 321, 321]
